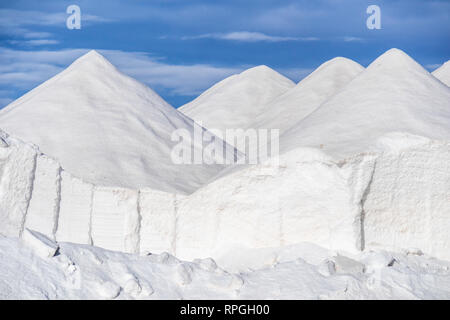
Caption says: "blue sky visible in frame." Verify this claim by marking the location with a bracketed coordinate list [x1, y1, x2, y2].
[0, 0, 449, 108]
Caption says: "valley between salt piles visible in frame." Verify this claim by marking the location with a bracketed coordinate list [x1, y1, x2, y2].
[0, 48, 449, 299]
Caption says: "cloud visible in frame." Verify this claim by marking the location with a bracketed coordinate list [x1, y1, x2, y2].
[0, 9, 109, 27]
[181, 31, 319, 42]
[0, 48, 244, 102]
[0, 46, 318, 108]
[0, 48, 89, 89]
[425, 63, 442, 71]
[249, 3, 326, 32]
[342, 36, 364, 42]
[8, 39, 60, 46]
[0, 9, 67, 27]
[23, 32, 54, 39]
[0, 8, 110, 39]
[99, 50, 243, 96]
[24, 39, 59, 45]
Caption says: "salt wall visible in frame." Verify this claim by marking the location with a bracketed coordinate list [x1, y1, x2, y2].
[0, 131, 449, 260]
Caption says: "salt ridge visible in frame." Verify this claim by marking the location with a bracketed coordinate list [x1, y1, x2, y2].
[432, 60, 450, 86]
[253, 57, 364, 134]
[179, 65, 295, 143]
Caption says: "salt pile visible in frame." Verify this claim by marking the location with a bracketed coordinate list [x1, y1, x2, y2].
[280, 48, 450, 157]
[0, 48, 449, 292]
[179, 65, 294, 145]
[0, 50, 232, 194]
[173, 49, 450, 261]
[253, 57, 364, 134]
[432, 60, 450, 87]
[1, 236, 450, 299]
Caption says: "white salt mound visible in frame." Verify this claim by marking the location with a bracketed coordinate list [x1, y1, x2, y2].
[0, 48, 448, 275]
[280, 48, 450, 158]
[2, 237, 450, 299]
[172, 49, 450, 262]
[0, 50, 232, 194]
[179, 65, 294, 138]
[253, 57, 364, 134]
[432, 60, 450, 87]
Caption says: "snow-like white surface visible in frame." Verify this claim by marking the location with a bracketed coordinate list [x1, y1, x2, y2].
[179, 65, 294, 144]
[253, 57, 364, 134]
[0, 50, 231, 194]
[433, 60, 450, 86]
[0, 48, 449, 299]
[363, 137, 450, 258]
[56, 171, 93, 245]
[175, 135, 450, 261]
[25, 155, 61, 240]
[0, 131, 184, 254]
[171, 50, 450, 261]
[179, 58, 362, 141]
[90, 187, 142, 254]
[280, 49, 450, 158]
[1, 236, 450, 299]
[139, 189, 181, 255]
[0, 134, 36, 237]
[22, 229, 59, 258]
[175, 148, 363, 259]
[1, 116, 448, 263]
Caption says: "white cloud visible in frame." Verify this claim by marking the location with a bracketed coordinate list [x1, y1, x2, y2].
[0, 48, 315, 105]
[0, 9, 109, 27]
[25, 39, 59, 45]
[250, 4, 326, 32]
[182, 31, 319, 42]
[342, 36, 364, 42]
[0, 48, 89, 89]
[0, 9, 110, 39]
[426, 63, 442, 71]
[0, 48, 243, 100]
[23, 31, 54, 39]
[99, 50, 243, 96]
[0, 9, 66, 27]
[8, 39, 60, 46]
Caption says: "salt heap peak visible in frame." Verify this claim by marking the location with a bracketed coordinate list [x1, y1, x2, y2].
[0, 50, 231, 193]
[280, 48, 450, 158]
[239, 65, 282, 77]
[432, 60, 450, 87]
[253, 56, 364, 133]
[74, 49, 108, 62]
[179, 65, 295, 134]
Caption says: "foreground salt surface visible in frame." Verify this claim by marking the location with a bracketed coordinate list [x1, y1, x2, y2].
[1, 234, 449, 299]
